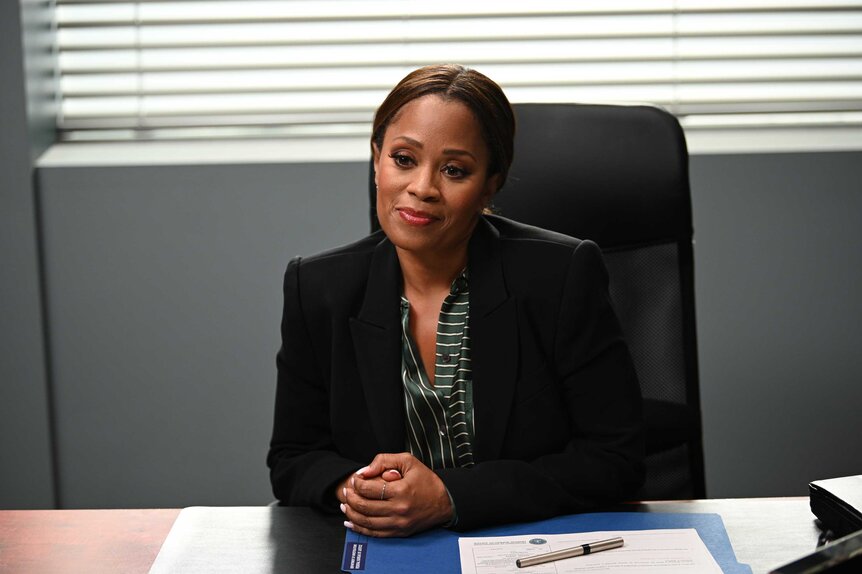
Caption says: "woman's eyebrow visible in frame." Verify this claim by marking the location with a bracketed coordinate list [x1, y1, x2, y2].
[392, 136, 477, 161]
[392, 135, 423, 148]
[442, 148, 476, 160]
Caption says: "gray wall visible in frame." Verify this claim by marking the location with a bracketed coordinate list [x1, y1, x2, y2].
[0, 0, 57, 509]
[36, 162, 368, 507]
[28, 151, 861, 508]
[691, 152, 862, 496]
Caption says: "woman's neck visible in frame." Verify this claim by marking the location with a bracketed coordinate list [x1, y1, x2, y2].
[396, 246, 467, 299]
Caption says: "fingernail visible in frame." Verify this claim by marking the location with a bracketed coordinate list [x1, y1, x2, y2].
[387, 469, 402, 477]
[356, 466, 370, 476]
[340, 503, 347, 514]
[344, 521, 354, 530]
[351, 476, 355, 488]
[342, 487, 347, 498]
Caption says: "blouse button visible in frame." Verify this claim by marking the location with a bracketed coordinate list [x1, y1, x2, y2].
[442, 353, 451, 363]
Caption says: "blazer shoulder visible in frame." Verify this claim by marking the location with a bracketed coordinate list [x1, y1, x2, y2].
[289, 231, 383, 279]
[298, 231, 384, 266]
[285, 231, 385, 302]
[485, 214, 594, 258]
[482, 215, 605, 296]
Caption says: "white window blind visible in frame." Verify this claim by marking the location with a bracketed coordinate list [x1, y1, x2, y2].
[55, 0, 862, 147]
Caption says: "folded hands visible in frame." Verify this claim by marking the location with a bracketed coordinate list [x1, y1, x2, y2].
[336, 452, 454, 537]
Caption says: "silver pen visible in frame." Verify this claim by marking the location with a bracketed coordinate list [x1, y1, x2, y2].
[515, 536, 624, 568]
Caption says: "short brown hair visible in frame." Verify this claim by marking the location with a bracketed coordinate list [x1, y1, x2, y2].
[371, 64, 515, 192]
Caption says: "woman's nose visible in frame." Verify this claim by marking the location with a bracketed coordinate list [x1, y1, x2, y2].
[408, 168, 440, 201]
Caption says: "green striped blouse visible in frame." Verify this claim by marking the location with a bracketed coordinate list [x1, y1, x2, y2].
[399, 269, 475, 470]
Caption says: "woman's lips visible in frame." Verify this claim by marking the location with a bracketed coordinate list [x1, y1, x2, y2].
[397, 207, 438, 226]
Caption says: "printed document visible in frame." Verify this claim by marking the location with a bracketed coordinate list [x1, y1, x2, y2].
[459, 528, 722, 573]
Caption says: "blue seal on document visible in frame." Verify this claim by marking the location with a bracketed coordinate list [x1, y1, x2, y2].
[528, 538, 547, 545]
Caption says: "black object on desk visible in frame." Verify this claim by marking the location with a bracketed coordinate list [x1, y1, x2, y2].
[809, 475, 862, 539]
[770, 528, 862, 574]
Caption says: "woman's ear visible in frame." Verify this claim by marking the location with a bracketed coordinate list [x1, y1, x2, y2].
[371, 142, 381, 188]
[481, 174, 502, 209]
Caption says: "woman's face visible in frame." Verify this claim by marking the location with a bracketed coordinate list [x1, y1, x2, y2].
[373, 94, 499, 261]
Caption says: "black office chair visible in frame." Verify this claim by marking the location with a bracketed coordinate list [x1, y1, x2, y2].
[368, 103, 705, 500]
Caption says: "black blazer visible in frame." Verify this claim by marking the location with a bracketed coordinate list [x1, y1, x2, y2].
[268, 215, 644, 531]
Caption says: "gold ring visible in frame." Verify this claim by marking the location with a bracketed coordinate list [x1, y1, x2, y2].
[380, 482, 387, 500]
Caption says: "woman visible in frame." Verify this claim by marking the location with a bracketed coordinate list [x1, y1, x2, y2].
[267, 64, 644, 537]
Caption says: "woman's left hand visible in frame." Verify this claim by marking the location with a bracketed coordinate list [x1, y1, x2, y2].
[340, 452, 454, 537]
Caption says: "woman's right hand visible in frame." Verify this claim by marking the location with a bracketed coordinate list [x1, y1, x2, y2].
[340, 452, 453, 537]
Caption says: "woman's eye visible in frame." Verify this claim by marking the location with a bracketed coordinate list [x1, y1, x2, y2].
[442, 164, 467, 178]
[389, 153, 413, 167]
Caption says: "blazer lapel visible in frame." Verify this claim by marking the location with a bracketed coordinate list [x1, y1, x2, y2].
[468, 218, 519, 462]
[349, 237, 406, 453]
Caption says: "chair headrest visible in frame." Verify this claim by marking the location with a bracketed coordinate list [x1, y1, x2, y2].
[496, 103, 692, 249]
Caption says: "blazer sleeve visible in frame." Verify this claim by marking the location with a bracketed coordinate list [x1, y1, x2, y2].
[436, 240, 645, 530]
[266, 257, 362, 511]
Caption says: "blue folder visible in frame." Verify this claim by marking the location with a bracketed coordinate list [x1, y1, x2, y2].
[342, 512, 751, 573]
